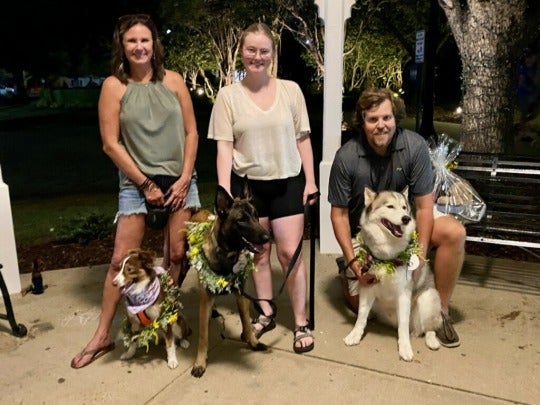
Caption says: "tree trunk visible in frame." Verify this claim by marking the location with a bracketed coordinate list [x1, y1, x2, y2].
[440, 0, 526, 153]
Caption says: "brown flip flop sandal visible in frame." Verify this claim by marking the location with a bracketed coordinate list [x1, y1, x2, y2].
[70, 342, 116, 369]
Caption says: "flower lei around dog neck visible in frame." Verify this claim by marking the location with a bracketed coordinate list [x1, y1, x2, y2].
[355, 230, 424, 279]
[121, 272, 183, 351]
[186, 215, 256, 294]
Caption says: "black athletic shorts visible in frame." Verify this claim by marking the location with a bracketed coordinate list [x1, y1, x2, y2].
[231, 172, 305, 220]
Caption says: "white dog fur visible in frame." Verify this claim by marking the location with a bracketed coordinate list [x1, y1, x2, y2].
[343, 187, 442, 361]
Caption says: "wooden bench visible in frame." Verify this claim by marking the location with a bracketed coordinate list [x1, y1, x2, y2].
[452, 153, 540, 259]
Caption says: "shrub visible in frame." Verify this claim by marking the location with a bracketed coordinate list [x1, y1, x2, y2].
[57, 213, 113, 245]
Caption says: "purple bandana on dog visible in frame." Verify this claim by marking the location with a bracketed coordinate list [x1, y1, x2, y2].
[122, 266, 166, 315]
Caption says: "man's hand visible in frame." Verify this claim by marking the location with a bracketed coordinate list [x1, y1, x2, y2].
[350, 261, 378, 286]
[409, 255, 426, 283]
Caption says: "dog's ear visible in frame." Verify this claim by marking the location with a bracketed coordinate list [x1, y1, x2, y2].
[215, 185, 234, 219]
[400, 186, 409, 200]
[240, 176, 252, 201]
[139, 250, 156, 269]
[364, 187, 377, 205]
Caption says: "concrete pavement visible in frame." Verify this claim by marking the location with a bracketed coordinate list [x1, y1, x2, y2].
[1, 243, 539, 404]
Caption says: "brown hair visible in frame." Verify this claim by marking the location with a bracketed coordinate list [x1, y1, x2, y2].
[240, 22, 278, 77]
[353, 87, 405, 130]
[353, 87, 406, 133]
[111, 14, 165, 84]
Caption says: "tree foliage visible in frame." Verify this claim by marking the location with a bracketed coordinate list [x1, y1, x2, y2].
[343, 8, 408, 93]
[159, 0, 246, 101]
[277, 1, 325, 85]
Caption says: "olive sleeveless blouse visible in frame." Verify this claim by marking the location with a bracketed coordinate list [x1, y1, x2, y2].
[118, 81, 186, 188]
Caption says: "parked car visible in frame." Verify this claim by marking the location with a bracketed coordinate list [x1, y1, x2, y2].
[0, 84, 16, 98]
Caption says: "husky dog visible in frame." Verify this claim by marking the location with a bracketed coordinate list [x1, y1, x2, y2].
[343, 187, 442, 361]
[190, 185, 271, 378]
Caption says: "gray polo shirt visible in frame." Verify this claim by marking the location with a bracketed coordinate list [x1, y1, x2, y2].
[328, 128, 433, 234]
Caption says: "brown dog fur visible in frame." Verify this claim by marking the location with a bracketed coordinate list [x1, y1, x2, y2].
[113, 249, 190, 369]
[190, 185, 270, 378]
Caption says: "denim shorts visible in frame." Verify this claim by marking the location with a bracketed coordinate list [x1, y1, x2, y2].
[115, 177, 201, 223]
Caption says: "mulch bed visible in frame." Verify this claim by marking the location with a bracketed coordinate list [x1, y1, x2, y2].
[16, 230, 165, 273]
[16, 230, 539, 274]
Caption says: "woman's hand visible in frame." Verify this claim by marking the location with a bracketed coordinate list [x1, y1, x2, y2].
[303, 182, 319, 205]
[144, 183, 165, 206]
[164, 176, 190, 210]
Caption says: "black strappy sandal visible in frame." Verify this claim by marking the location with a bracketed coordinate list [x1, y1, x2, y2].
[293, 323, 314, 354]
[252, 314, 276, 339]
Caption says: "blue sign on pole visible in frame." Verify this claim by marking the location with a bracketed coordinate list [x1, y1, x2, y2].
[415, 30, 425, 64]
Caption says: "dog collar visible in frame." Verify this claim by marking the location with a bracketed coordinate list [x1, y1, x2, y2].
[136, 310, 154, 327]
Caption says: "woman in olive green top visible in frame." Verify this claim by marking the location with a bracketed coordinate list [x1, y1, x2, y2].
[71, 14, 200, 369]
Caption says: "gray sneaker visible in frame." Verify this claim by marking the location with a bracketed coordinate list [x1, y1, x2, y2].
[436, 312, 460, 348]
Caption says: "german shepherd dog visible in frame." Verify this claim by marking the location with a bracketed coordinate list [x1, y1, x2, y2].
[190, 184, 271, 378]
[343, 187, 442, 361]
[113, 249, 191, 369]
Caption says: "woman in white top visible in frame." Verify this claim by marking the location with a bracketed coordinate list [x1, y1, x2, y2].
[208, 22, 318, 354]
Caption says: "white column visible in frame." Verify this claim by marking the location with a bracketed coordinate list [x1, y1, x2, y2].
[315, 0, 355, 253]
[0, 165, 21, 296]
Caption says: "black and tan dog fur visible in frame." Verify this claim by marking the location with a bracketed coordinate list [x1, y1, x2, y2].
[191, 185, 271, 378]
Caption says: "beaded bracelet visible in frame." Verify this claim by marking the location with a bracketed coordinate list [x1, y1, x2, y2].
[138, 177, 156, 192]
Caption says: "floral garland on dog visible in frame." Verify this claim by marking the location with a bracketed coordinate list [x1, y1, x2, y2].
[121, 272, 183, 352]
[186, 215, 255, 295]
[355, 230, 425, 280]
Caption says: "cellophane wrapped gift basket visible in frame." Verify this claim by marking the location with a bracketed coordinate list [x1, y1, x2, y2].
[429, 134, 486, 224]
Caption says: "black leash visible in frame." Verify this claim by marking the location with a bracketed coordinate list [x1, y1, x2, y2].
[240, 191, 320, 319]
[277, 191, 320, 295]
[308, 192, 318, 330]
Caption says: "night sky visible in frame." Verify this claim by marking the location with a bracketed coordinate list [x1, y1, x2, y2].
[2, 1, 161, 78]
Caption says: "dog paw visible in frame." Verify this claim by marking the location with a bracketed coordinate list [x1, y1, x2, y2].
[343, 329, 363, 346]
[251, 342, 268, 351]
[179, 338, 190, 349]
[191, 365, 206, 378]
[120, 353, 133, 361]
[167, 358, 179, 369]
[425, 331, 440, 350]
[398, 342, 414, 361]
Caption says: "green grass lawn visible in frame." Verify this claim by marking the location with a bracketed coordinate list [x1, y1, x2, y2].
[10, 180, 217, 246]
[1, 101, 217, 246]
[11, 192, 117, 245]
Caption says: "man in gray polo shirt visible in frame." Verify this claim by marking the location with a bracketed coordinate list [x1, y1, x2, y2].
[328, 87, 464, 348]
